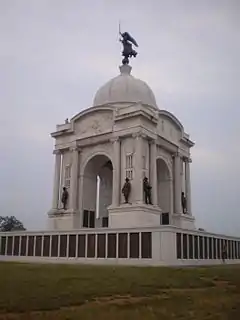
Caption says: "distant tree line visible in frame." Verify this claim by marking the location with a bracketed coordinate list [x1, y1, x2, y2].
[0, 216, 26, 232]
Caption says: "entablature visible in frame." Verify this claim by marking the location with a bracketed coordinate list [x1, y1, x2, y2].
[51, 126, 73, 138]
[180, 135, 195, 148]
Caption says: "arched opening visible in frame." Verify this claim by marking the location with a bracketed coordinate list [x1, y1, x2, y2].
[156, 158, 171, 223]
[82, 155, 113, 228]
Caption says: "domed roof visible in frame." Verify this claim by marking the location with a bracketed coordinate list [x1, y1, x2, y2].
[93, 64, 158, 108]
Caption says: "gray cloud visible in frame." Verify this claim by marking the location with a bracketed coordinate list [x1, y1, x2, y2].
[0, 0, 239, 235]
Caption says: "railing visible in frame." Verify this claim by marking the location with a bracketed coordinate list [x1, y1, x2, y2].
[176, 232, 240, 261]
[0, 230, 152, 260]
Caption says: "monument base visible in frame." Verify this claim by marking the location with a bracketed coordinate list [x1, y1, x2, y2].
[172, 213, 196, 230]
[47, 209, 80, 230]
[108, 203, 162, 228]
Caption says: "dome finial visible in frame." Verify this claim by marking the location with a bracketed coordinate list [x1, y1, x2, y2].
[119, 64, 132, 75]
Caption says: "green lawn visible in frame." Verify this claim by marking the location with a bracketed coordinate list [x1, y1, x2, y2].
[0, 262, 239, 319]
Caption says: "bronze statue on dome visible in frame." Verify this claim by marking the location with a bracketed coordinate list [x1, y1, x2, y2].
[119, 31, 138, 65]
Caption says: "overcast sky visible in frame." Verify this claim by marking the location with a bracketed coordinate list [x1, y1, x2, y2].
[0, 0, 239, 235]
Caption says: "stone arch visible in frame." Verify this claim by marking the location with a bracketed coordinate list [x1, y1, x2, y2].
[156, 155, 173, 180]
[80, 150, 114, 176]
[156, 156, 172, 215]
[81, 152, 113, 228]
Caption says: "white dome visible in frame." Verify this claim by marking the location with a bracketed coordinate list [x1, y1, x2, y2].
[93, 65, 158, 108]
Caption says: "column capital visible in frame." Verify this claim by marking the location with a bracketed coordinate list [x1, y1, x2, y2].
[132, 131, 147, 139]
[182, 156, 192, 163]
[69, 146, 82, 153]
[110, 136, 120, 143]
[53, 149, 62, 155]
[171, 151, 180, 158]
[149, 138, 157, 145]
[132, 132, 140, 139]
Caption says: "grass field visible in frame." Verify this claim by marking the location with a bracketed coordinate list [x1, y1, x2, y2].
[0, 262, 239, 319]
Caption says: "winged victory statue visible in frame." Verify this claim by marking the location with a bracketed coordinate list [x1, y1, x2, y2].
[119, 31, 139, 65]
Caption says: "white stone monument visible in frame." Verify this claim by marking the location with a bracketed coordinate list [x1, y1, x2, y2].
[47, 62, 195, 231]
[1, 32, 240, 267]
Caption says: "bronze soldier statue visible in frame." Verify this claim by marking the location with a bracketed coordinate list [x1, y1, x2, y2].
[61, 187, 69, 210]
[143, 177, 152, 205]
[181, 191, 187, 214]
[122, 177, 131, 203]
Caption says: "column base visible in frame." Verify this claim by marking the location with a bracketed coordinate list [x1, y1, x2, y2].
[172, 213, 196, 230]
[47, 209, 80, 230]
[108, 203, 162, 228]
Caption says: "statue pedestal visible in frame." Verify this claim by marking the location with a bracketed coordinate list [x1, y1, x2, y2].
[172, 213, 196, 230]
[108, 203, 162, 228]
[47, 209, 80, 230]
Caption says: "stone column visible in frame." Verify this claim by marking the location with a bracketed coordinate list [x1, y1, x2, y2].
[174, 152, 182, 213]
[185, 158, 192, 215]
[181, 157, 185, 192]
[78, 172, 84, 226]
[69, 147, 80, 211]
[133, 133, 144, 204]
[52, 150, 62, 209]
[169, 177, 174, 217]
[111, 137, 121, 206]
[150, 140, 158, 205]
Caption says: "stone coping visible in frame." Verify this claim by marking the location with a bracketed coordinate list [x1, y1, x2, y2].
[0, 225, 239, 241]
